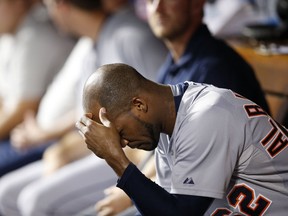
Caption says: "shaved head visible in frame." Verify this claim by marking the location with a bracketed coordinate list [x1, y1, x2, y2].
[83, 63, 148, 120]
[60, 0, 102, 11]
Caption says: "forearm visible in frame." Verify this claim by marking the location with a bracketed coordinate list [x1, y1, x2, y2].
[106, 153, 131, 177]
[117, 163, 179, 216]
[53, 131, 91, 160]
[117, 163, 213, 216]
[0, 100, 39, 139]
[37, 110, 77, 143]
[43, 131, 91, 173]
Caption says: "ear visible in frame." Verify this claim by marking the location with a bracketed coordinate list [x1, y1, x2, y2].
[131, 97, 148, 113]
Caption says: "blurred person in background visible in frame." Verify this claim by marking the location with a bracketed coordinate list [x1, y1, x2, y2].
[0, 0, 75, 176]
[0, 36, 94, 216]
[0, 0, 167, 216]
[150, 0, 269, 112]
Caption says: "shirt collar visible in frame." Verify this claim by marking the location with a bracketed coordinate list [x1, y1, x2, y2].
[170, 82, 189, 112]
[158, 24, 212, 81]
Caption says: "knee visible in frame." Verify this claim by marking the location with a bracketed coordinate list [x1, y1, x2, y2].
[18, 184, 44, 216]
[0, 175, 19, 215]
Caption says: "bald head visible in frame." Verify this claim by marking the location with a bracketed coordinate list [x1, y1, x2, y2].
[83, 63, 149, 120]
[60, 0, 102, 11]
[57, 0, 128, 12]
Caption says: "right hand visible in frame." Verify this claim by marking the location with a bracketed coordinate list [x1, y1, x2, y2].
[76, 108, 130, 177]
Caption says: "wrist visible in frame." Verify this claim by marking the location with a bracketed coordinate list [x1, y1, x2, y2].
[116, 163, 138, 189]
[106, 155, 130, 177]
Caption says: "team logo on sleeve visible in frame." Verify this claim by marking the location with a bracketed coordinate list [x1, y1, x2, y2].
[183, 177, 194, 185]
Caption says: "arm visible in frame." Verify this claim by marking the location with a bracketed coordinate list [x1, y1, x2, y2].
[76, 109, 130, 177]
[95, 185, 133, 215]
[95, 150, 154, 216]
[32, 109, 77, 143]
[76, 109, 213, 216]
[11, 109, 77, 150]
[0, 99, 40, 140]
[118, 163, 213, 216]
[43, 130, 91, 176]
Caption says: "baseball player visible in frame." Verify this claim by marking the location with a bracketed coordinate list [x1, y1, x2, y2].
[77, 63, 288, 216]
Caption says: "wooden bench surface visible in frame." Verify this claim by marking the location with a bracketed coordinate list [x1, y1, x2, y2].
[227, 39, 288, 121]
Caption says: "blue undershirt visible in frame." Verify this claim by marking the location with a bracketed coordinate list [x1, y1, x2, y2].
[158, 24, 270, 114]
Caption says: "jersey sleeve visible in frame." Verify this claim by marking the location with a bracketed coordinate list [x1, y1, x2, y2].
[170, 94, 245, 199]
[117, 163, 213, 216]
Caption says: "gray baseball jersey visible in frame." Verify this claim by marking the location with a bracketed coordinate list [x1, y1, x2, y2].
[155, 82, 288, 215]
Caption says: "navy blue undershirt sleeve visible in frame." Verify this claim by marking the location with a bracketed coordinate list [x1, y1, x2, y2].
[117, 163, 214, 216]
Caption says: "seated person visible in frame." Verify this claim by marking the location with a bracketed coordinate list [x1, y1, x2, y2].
[80, 0, 272, 214]
[77, 63, 288, 216]
[0, 0, 167, 215]
[0, 0, 75, 177]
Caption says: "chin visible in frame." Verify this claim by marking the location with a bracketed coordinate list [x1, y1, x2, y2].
[154, 30, 167, 38]
[141, 146, 155, 151]
[150, 26, 166, 38]
[140, 142, 157, 151]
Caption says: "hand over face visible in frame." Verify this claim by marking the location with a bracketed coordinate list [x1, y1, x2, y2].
[76, 108, 130, 176]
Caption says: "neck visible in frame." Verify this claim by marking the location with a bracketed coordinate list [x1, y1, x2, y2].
[157, 85, 176, 136]
[75, 11, 108, 41]
[10, 1, 37, 34]
[164, 21, 202, 63]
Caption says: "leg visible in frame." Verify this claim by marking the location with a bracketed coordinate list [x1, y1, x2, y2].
[0, 139, 51, 177]
[73, 205, 96, 216]
[0, 161, 43, 216]
[117, 206, 139, 216]
[18, 154, 116, 216]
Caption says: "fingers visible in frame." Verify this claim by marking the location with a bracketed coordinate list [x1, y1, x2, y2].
[75, 114, 92, 134]
[104, 187, 114, 196]
[95, 200, 105, 212]
[11, 133, 24, 149]
[79, 114, 92, 127]
[95, 188, 132, 216]
[76, 108, 111, 132]
[76, 108, 109, 129]
[75, 112, 105, 146]
[97, 207, 113, 216]
[11, 127, 26, 150]
[75, 109, 123, 161]
[95, 199, 112, 216]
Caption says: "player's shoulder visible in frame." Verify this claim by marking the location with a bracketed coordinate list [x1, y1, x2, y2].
[181, 83, 252, 120]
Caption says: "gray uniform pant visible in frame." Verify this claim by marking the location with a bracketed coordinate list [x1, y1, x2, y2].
[0, 154, 116, 216]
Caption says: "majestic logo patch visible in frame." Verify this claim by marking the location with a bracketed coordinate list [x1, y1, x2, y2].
[183, 177, 194, 185]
